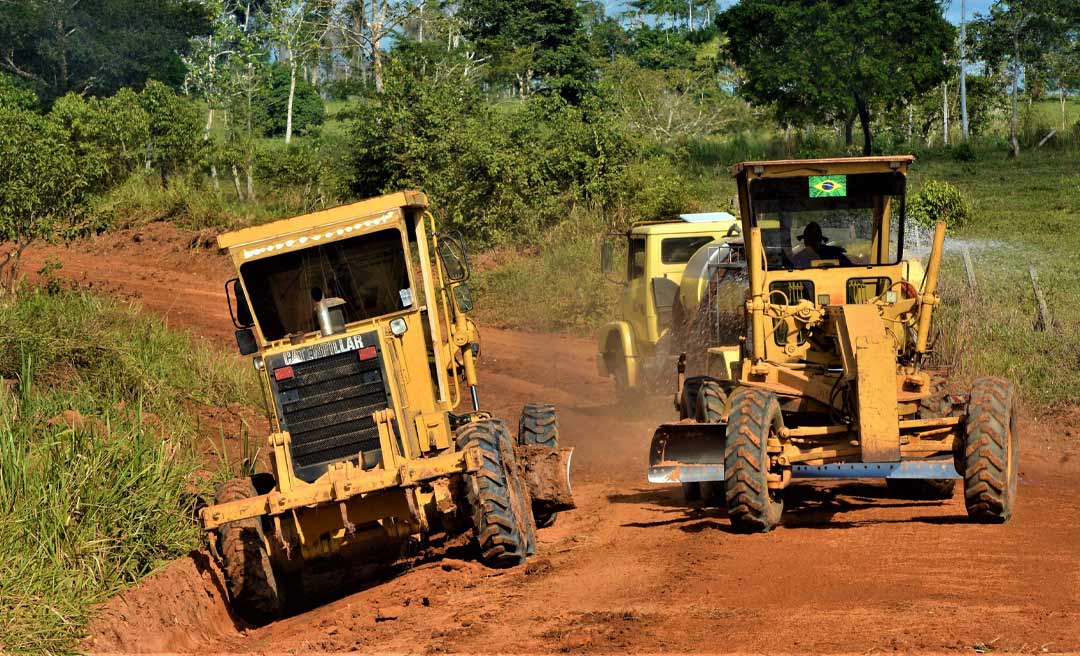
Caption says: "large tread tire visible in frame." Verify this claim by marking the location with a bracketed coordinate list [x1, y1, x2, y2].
[518, 403, 560, 528]
[963, 377, 1019, 523]
[457, 419, 537, 567]
[215, 477, 283, 625]
[695, 381, 728, 505]
[888, 376, 957, 501]
[724, 388, 784, 533]
[679, 376, 709, 420]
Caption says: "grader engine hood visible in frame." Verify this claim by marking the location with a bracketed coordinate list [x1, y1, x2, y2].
[266, 330, 392, 483]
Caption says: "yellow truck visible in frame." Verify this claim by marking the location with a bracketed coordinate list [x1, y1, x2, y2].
[201, 191, 574, 622]
[597, 213, 742, 399]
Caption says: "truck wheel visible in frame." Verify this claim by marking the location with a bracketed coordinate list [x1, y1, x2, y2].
[457, 419, 537, 567]
[695, 380, 727, 505]
[679, 376, 708, 420]
[518, 403, 559, 528]
[215, 477, 283, 625]
[887, 376, 956, 500]
[963, 377, 1019, 523]
[724, 388, 784, 532]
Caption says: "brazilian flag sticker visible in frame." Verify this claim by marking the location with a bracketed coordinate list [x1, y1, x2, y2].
[809, 175, 847, 198]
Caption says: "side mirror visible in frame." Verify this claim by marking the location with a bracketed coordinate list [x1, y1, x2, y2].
[235, 328, 258, 356]
[452, 283, 475, 313]
[437, 235, 470, 282]
[600, 240, 614, 274]
[227, 278, 254, 328]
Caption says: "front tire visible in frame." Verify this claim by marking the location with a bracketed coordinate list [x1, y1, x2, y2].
[963, 377, 1019, 523]
[518, 403, 560, 528]
[724, 388, 784, 532]
[215, 477, 283, 625]
[457, 419, 537, 567]
[888, 375, 957, 500]
[696, 380, 727, 505]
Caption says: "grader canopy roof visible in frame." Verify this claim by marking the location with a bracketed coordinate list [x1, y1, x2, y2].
[731, 157, 913, 271]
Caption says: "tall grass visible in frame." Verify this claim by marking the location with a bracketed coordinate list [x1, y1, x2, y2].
[0, 289, 257, 653]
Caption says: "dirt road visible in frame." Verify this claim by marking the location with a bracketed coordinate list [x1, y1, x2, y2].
[27, 228, 1080, 653]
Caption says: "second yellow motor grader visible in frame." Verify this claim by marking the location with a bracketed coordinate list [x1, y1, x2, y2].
[200, 191, 574, 622]
[648, 157, 1019, 532]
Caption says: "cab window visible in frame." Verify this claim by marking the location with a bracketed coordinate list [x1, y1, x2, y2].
[628, 238, 646, 280]
[661, 236, 714, 265]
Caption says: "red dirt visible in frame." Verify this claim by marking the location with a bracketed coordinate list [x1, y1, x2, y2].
[24, 230, 1080, 654]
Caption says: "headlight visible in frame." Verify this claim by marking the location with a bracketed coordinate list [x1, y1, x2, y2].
[390, 317, 408, 337]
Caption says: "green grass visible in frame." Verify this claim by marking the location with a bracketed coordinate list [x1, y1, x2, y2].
[0, 289, 258, 653]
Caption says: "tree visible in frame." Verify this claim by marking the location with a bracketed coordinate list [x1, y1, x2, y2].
[718, 0, 956, 155]
[253, 64, 327, 136]
[969, 0, 1074, 157]
[332, 0, 419, 93]
[460, 0, 594, 102]
[0, 106, 90, 292]
[0, 0, 211, 101]
[138, 81, 204, 186]
[261, 0, 333, 143]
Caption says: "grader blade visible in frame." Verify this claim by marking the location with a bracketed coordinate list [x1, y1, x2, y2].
[516, 445, 576, 513]
[648, 422, 726, 484]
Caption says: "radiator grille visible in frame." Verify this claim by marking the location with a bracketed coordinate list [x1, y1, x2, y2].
[270, 338, 390, 482]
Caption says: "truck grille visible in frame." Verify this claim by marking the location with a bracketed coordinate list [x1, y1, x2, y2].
[268, 333, 390, 482]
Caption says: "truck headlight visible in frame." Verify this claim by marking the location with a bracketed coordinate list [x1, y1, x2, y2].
[390, 317, 408, 337]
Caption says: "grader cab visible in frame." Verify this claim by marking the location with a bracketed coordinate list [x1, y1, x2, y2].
[201, 191, 574, 622]
[648, 157, 1018, 532]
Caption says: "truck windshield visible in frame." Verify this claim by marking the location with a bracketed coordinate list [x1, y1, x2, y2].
[241, 228, 413, 341]
[748, 172, 906, 270]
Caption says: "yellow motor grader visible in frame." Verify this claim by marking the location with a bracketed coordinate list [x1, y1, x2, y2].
[201, 191, 574, 622]
[648, 156, 1018, 531]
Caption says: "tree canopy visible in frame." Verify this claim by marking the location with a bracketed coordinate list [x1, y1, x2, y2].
[0, 0, 211, 101]
[718, 0, 956, 154]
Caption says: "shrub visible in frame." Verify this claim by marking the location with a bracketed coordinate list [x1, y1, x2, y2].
[907, 178, 973, 231]
[0, 289, 256, 653]
[50, 89, 151, 187]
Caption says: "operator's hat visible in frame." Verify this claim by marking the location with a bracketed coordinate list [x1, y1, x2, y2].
[796, 222, 828, 243]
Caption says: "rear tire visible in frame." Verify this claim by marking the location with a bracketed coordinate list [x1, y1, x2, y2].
[963, 377, 1019, 523]
[724, 388, 784, 533]
[215, 477, 283, 625]
[518, 403, 560, 528]
[457, 419, 537, 567]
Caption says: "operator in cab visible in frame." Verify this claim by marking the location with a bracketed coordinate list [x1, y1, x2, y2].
[791, 221, 851, 268]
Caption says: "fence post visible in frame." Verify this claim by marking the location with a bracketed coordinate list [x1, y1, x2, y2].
[1029, 266, 1052, 331]
[961, 247, 977, 293]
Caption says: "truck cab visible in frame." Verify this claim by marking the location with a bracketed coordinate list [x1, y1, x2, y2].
[597, 213, 741, 397]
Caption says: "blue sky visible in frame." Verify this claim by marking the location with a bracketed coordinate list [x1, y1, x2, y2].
[603, 1, 996, 25]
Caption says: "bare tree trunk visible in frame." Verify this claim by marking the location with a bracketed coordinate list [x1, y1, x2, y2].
[246, 164, 256, 201]
[843, 112, 855, 147]
[286, 58, 298, 144]
[371, 0, 385, 93]
[943, 83, 949, 146]
[232, 164, 244, 201]
[1062, 88, 1067, 132]
[855, 93, 873, 156]
[1010, 33, 1020, 158]
[205, 107, 220, 194]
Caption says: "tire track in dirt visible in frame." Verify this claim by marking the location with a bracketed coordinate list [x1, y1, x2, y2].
[24, 227, 1080, 653]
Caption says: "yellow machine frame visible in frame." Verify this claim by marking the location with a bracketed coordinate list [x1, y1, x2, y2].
[201, 191, 490, 562]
